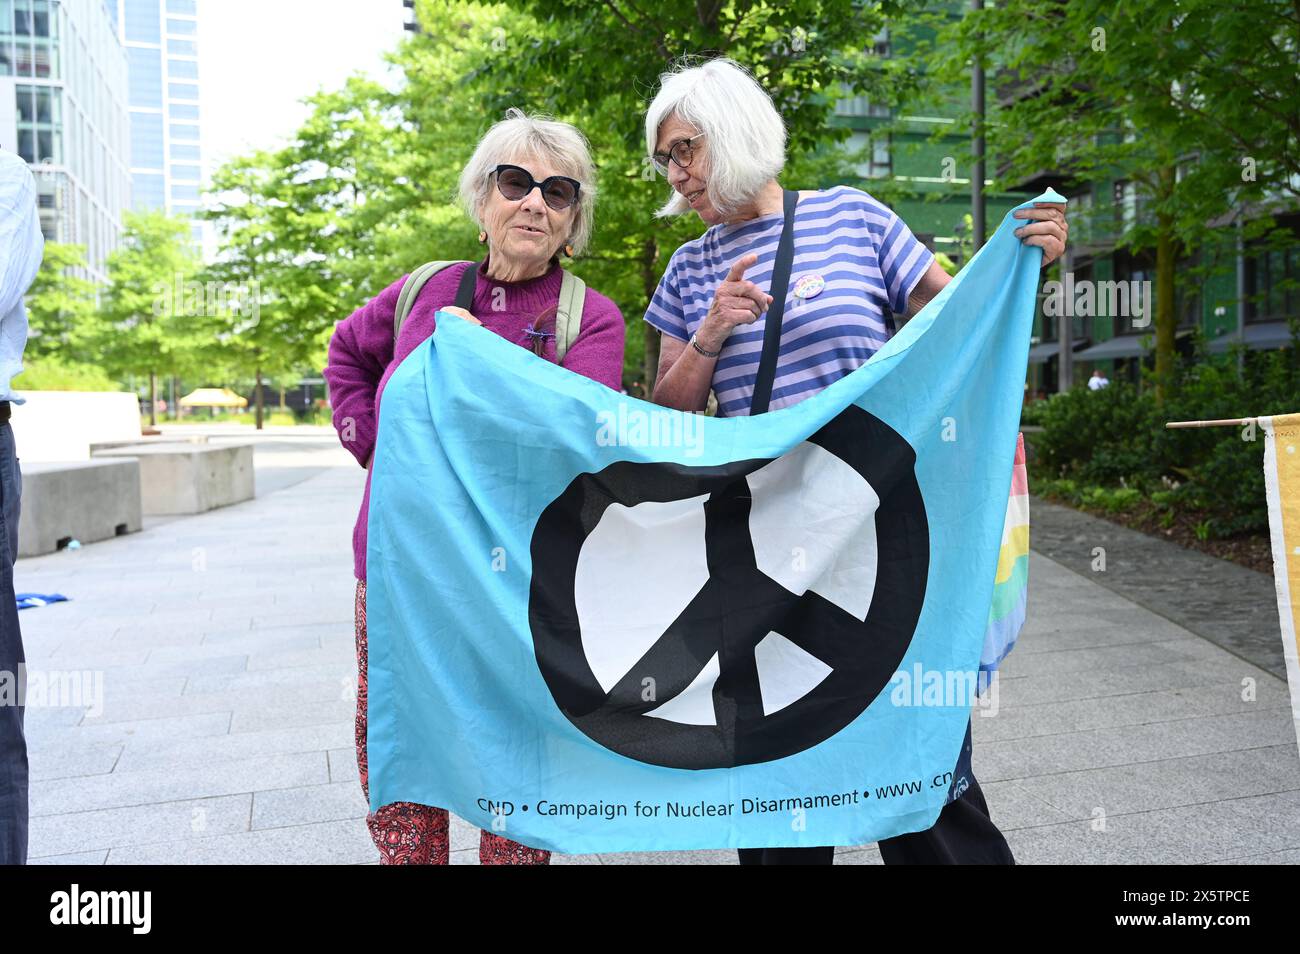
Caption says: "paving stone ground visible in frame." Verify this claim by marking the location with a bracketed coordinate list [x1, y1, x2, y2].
[15, 425, 1300, 864]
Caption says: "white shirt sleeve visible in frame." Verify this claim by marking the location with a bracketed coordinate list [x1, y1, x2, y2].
[0, 151, 44, 318]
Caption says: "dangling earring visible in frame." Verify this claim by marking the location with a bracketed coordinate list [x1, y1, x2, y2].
[563, 243, 574, 258]
[478, 230, 488, 244]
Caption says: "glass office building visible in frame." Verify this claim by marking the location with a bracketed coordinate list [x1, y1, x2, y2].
[0, 0, 130, 283]
[115, 0, 202, 243]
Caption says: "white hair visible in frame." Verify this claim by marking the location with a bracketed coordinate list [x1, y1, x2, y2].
[644, 58, 787, 219]
[458, 108, 597, 255]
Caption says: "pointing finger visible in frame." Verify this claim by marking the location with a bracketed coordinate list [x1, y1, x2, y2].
[725, 253, 759, 283]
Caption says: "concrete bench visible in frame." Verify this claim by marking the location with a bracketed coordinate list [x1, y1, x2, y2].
[18, 459, 143, 558]
[90, 435, 209, 453]
[91, 442, 254, 516]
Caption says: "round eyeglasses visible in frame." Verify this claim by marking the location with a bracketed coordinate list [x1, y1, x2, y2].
[492, 164, 581, 211]
[651, 133, 705, 177]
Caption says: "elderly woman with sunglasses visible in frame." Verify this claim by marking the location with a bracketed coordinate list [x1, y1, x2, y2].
[642, 59, 1068, 866]
[324, 109, 625, 866]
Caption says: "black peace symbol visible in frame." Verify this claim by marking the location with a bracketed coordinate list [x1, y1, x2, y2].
[529, 405, 929, 769]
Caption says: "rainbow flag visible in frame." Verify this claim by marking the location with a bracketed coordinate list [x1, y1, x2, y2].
[982, 432, 1028, 679]
[1261, 413, 1300, 757]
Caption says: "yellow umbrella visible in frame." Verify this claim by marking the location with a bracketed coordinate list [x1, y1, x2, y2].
[178, 387, 248, 408]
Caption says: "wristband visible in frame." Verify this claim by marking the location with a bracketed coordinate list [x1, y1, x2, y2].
[690, 333, 722, 358]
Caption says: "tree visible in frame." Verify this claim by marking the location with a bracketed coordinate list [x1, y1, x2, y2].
[925, 0, 1300, 396]
[99, 212, 202, 425]
[23, 242, 100, 364]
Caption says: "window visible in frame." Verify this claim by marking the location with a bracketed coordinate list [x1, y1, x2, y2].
[1113, 252, 1155, 335]
[1174, 252, 1200, 329]
[167, 38, 196, 56]
[168, 58, 198, 80]
[870, 133, 891, 178]
[169, 102, 199, 120]
[168, 82, 198, 100]
[170, 163, 200, 181]
[133, 173, 166, 210]
[14, 82, 59, 164]
[166, 17, 196, 35]
[1245, 242, 1299, 323]
[129, 47, 163, 108]
[167, 0, 197, 13]
[170, 143, 200, 160]
[171, 183, 200, 201]
[131, 112, 165, 167]
[836, 95, 891, 119]
[126, 0, 162, 43]
[845, 131, 890, 180]
[170, 122, 199, 141]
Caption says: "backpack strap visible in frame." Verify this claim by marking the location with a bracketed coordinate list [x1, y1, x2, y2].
[554, 269, 586, 362]
[394, 261, 469, 344]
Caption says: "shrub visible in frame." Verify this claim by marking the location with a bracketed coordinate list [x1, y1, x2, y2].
[1028, 340, 1299, 538]
[12, 357, 121, 392]
[1028, 382, 1160, 486]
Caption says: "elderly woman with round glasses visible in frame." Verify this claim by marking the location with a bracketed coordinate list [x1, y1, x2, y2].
[642, 59, 1067, 866]
[324, 109, 625, 866]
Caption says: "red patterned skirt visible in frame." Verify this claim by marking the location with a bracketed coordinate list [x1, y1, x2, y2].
[354, 579, 550, 865]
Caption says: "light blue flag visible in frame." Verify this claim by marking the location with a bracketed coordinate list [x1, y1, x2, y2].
[365, 188, 1064, 853]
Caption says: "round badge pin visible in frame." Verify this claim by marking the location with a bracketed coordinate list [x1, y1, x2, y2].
[793, 274, 825, 301]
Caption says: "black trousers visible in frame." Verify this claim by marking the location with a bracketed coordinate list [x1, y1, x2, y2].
[0, 420, 25, 864]
[737, 773, 1014, 866]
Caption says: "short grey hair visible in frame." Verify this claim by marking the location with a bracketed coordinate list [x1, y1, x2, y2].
[645, 58, 787, 219]
[458, 108, 598, 255]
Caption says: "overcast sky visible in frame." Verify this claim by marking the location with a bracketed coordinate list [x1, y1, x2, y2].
[200, 0, 406, 171]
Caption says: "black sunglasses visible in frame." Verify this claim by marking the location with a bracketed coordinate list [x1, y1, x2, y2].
[491, 163, 581, 211]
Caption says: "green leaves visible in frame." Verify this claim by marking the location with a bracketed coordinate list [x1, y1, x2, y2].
[24, 242, 99, 363]
[98, 212, 203, 383]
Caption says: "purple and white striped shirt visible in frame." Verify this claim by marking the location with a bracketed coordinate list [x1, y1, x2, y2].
[644, 185, 935, 416]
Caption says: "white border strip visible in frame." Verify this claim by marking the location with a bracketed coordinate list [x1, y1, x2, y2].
[1261, 416, 1300, 759]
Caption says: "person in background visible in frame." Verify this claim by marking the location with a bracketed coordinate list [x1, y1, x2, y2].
[0, 148, 44, 865]
[324, 110, 625, 865]
[1088, 368, 1110, 391]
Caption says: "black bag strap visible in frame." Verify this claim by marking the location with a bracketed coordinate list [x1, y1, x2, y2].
[749, 189, 799, 415]
[455, 260, 480, 312]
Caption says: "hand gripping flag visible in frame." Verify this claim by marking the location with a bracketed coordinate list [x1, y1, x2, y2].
[1261, 414, 1300, 758]
[365, 188, 1065, 852]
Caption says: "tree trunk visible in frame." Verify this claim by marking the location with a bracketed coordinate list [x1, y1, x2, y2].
[641, 237, 661, 399]
[1153, 166, 1177, 401]
[148, 371, 157, 426]
[255, 367, 264, 430]
[279, 386, 287, 412]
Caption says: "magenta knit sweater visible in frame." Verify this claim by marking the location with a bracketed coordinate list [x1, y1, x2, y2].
[323, 259, 626, 579]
